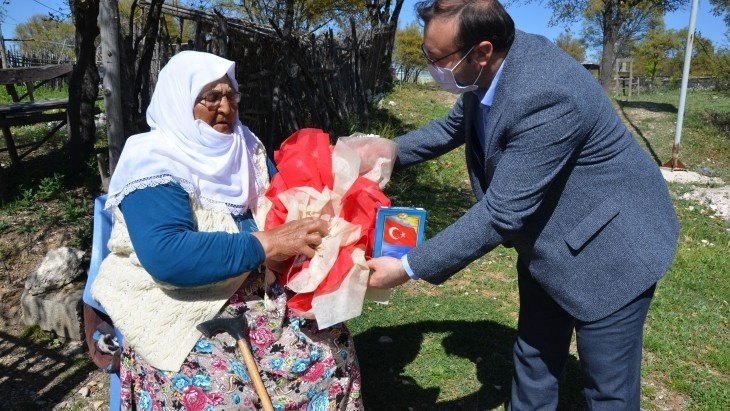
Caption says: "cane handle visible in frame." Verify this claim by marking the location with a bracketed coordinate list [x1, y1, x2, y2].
[236, 339, 274, 411]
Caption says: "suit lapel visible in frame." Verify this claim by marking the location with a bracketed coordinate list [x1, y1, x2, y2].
[469, 31, 526, 192]
[462, 93, 488, 198]
[482, 106, 503, 159]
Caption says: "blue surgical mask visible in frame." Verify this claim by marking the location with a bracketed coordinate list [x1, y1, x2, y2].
[427, 46, 484, 94]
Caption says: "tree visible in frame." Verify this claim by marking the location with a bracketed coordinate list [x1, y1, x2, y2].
[197, 0, 365, 33]
[117, 0, 165, 136]
[666, 30, 720, 78]
[631, 22, 680, 82]
[67, 0, 100, 176]
[13, 14, 75, 62]
[394, 23, 425, 82]
[524, 0, 688, 93]
[554, 30, 586, 62]
[582, 6, 663, 62]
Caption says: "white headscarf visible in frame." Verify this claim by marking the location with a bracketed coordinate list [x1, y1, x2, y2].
[106, 51, 265, 215]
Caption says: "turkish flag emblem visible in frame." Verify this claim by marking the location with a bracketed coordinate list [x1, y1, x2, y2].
[383, 218, 417, 247]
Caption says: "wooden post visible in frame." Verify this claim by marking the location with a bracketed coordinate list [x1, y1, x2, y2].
[0, 34, 20, 103]
[195, 19, 204, 50]
[628, 58, 633, 98]
[0, 34, 20, 172]
[99, 0, 125, 179]
[0, 34, 8, 69]
[25, 81, 35, 102]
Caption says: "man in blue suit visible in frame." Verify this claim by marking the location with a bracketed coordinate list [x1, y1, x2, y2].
[367, 0, 679, 408]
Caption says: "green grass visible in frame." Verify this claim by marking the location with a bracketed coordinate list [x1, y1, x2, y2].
[616, 89, 730, 181]
[346, 82, 730, 410]
[643, 189, 730, 409]
[0, 83, 69, 104]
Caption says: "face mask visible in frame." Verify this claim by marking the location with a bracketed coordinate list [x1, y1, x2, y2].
[427, 46, 484, 94]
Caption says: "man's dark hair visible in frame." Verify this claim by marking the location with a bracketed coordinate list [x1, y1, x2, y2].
[416, 0, 515, 53]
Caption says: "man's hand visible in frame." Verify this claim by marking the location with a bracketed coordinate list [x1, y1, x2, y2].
[367, 256, 410, 289]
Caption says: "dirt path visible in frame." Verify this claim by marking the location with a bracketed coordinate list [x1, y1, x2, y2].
[0, 321, 108, 410]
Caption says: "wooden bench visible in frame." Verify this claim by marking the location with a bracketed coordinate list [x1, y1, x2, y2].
[0, 98, 72, 164]
[0, 64, 77, 167]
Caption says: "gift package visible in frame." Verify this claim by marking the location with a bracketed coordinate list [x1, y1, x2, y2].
[372, 206, 426, 258]
[258, 129, 394, 328]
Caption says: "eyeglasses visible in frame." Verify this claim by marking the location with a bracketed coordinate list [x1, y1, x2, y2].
[196, 89, 241, 109]
[421, 43, 470, 65]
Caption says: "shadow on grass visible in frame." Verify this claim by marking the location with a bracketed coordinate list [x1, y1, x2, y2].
[706, 110, 730, 135]
[0, 330, 95, 408]
[616, 100, 667, 166]
[356, 320, 585, 410]
[615, 101, 677, 114]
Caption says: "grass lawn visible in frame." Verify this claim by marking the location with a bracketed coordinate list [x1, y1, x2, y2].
[348, 83, 730, 410]
[615, 89, 730, 181]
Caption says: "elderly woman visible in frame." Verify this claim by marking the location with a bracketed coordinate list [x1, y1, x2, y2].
[91, 51, 363, 410]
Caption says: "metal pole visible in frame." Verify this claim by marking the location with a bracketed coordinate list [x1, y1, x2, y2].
[664, 0, 699, 171]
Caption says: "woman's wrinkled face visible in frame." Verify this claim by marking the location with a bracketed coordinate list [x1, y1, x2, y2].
[193, 76, 238, 134]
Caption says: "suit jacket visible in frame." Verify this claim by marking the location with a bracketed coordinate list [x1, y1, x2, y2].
[395, 30, 679, 322]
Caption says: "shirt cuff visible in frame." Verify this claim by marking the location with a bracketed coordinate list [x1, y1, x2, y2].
[401, 254, 419, 280]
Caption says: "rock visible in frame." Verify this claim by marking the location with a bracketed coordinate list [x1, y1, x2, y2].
[682, 186, 730, 221]
[93, 400, 104, 409]
[77, 386, 90, 397]
[660, 167, 723, 185]
[25, 247, 85, 295]
[21, 282, 84, 340]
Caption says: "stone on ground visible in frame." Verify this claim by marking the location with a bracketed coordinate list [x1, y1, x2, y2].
[21, 282, 84, 340]
[660, 167, 723, 185]
[25, 247, 85, 295]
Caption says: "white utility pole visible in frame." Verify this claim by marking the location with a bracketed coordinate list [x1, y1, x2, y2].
[664, 0, 699, 171]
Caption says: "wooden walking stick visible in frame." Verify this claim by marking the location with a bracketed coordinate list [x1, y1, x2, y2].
[197, 317, 274, 411]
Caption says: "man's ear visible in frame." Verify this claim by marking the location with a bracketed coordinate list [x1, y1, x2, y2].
[475, 40, 494, 67]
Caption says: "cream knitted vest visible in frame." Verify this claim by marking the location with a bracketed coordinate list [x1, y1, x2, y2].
[91, 143, 271, 372]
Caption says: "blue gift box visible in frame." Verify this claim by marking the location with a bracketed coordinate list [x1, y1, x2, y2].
[372, 206, 426, 258]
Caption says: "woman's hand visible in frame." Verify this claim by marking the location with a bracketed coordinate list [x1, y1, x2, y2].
[252, 217, 329, 261]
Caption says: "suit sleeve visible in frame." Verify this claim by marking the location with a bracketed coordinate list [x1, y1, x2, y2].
[394, 94, 467, 168]
[406, 93, 586, 283]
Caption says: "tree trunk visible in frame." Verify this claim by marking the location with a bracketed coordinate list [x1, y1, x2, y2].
[134, 0, 164, 129]
[120, 0, 165, 137]
[68, 0, 100, 176]
[99, 0, 125, 177]
[599, 33, 616, 94]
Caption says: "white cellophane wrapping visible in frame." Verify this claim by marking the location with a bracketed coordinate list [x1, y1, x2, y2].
[260, 134, 398, 328]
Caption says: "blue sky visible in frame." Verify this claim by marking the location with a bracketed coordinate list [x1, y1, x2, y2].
[2, 0, 727, 60]
[399, 0, 728, 60]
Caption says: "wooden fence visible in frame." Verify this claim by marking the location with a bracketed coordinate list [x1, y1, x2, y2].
[3, 48, 73, 89]
[136, 2, 396, 151]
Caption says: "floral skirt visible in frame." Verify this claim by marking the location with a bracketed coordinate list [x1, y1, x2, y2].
[119, 273, 363, 410]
